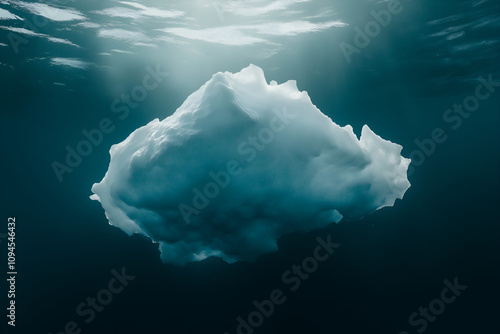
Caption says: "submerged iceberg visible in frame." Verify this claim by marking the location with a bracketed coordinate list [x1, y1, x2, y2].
[91, 64, 411, 265]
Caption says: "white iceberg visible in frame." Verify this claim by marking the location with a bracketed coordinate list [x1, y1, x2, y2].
[91, 64, 411, 265]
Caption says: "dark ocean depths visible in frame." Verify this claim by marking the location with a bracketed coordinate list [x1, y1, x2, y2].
[0, 0, 499, 333]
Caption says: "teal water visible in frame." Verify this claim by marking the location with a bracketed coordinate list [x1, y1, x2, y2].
[1, 0, 499, 333]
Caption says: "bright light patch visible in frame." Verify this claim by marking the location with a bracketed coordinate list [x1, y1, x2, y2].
[50, 57, 90, 69]
[0, 8, 22, 20]
[13, 1, 86, 21]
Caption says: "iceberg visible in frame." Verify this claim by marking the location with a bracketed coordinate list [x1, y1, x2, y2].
[91, 64, 411, 265]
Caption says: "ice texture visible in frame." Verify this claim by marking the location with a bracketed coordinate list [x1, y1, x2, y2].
[91, 64, 411, 265]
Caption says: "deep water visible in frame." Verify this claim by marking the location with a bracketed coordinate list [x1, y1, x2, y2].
[1, 0, 499, 333]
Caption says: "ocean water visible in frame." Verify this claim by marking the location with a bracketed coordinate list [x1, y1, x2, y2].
[1, 0, 499, 333]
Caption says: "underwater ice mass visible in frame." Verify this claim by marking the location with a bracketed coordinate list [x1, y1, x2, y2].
[91, 64, 411, 265]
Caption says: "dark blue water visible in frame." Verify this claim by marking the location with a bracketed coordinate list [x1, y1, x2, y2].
[1, 0, 499, 333]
